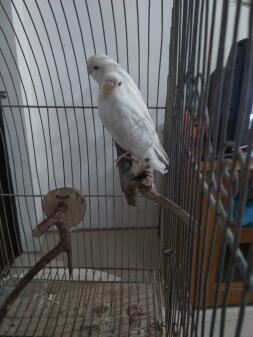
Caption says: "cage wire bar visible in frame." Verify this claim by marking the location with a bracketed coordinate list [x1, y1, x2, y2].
[162, 0, 253, 337]
[0, 0, 170, 336]
[0, 0, 252, 336]
[0, 0, 170, 277]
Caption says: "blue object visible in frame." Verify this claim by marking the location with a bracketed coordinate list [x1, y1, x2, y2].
[233, 195, 253, 227]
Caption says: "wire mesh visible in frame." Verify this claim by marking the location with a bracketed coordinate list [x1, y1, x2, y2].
[0, 0, 170, 276]
[0, 1, 169, 336]
[0, 0, 253, 337]
[163, 0, 253, 337]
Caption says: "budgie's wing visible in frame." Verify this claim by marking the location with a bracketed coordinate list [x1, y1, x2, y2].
[99, 94, 155, 158]
[114, 76, 169, 166]
[115, 67, 155, 124]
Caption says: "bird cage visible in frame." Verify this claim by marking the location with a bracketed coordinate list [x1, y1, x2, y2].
[0, 1, 252, 337]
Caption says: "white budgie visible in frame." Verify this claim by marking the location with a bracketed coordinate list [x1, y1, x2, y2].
[87, 54, 169, 174]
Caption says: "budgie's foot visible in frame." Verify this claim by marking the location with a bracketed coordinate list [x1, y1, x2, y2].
[115, 152, 135, 166]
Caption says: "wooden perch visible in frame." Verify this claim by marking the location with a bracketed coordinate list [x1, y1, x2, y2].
[115, 143, 191, 225]
[0, 202, 72, 322]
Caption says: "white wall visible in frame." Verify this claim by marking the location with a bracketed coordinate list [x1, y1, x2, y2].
[0, 0, 40, 252]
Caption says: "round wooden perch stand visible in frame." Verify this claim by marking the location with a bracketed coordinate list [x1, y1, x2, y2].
[0, 188, 86, 322]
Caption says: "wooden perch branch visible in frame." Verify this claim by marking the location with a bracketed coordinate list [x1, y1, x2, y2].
[0, 202, 72, 322]
[115, 143, 191, 225]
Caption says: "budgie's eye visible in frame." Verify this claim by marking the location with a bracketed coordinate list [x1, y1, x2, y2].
[119, 82, 122, 86]
[94, 66, 99, 70]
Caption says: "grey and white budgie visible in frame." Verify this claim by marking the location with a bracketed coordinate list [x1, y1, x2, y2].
[87, 54, 169, 174]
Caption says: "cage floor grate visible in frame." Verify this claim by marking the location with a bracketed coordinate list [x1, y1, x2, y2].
[0, 272, 164, 337]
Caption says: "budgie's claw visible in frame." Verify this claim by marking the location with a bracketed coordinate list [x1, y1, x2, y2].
[115, 152, 133, 166]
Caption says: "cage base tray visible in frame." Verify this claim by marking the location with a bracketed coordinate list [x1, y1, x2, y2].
[0, 272, 164, 337]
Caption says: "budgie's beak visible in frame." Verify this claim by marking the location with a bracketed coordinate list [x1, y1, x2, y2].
[102, 81, 115, 95]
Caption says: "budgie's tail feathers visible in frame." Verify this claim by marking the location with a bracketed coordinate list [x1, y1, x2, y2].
[150, 159, 168, 174]
[154, 145, 170, 167]
[147, 149, 168, 174]
[153, 135, 170, 167]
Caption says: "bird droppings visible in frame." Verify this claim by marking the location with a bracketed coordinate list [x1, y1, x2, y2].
[93, 303, 111, 317]
[47, 294, 56, 302]
[127, 303, 146, 325]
